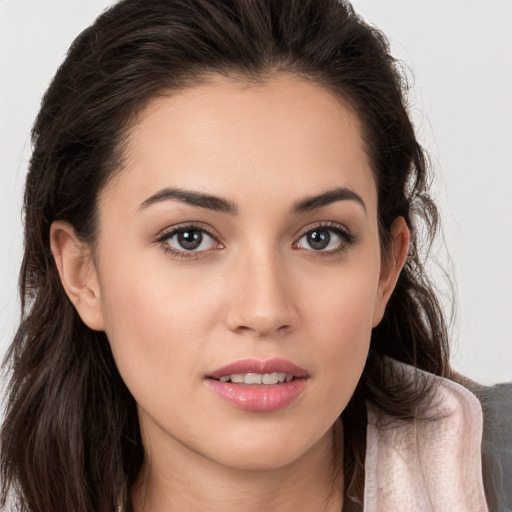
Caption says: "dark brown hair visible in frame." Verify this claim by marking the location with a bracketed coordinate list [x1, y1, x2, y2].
[1, 0, 450, 510]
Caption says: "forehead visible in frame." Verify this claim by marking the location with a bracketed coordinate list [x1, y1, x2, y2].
[104, 73, 376, 215]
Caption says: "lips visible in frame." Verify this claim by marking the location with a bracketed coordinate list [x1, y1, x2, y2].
[205, 358, 309, 412]
[206, 358, 309, 381]
[218, 372, 293, 384]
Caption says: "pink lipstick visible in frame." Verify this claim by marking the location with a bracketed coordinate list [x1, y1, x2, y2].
[205, 358, 308, 412]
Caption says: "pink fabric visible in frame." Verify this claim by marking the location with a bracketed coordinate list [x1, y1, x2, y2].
[364, 364, 489, 511]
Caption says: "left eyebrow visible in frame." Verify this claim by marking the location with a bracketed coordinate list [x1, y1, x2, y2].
[290, 187, 367, 215]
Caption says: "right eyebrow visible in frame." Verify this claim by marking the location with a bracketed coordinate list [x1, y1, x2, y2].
[137, 187, 238, 215]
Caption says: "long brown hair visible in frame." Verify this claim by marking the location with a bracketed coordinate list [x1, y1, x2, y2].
[1, 1, 450, 510]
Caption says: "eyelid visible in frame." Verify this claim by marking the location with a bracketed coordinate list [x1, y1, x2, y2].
[155, 221, 219, 241]
[293, 221, 352, 240]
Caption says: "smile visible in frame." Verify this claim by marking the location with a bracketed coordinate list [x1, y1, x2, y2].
[205, 359, 309, 412]
[217, 372, 294, 384]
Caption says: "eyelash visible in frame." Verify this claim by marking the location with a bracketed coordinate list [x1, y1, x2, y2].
[155, 221, 357, 260]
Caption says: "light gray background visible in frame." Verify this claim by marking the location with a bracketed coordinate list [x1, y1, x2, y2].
[1, 0, 511, 385]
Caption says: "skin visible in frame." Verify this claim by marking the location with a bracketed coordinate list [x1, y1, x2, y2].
[51, 73, 409, 512]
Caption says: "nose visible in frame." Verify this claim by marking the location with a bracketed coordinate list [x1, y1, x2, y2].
[224, 250, 299, 337]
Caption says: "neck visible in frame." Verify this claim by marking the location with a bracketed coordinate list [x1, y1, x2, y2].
[132, 420, 344, 512]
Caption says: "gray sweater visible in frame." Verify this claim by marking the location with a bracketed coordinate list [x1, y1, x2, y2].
[474, 382, 512, 512]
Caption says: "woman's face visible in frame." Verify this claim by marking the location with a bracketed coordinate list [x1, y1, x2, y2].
[70, 74, 406, 472]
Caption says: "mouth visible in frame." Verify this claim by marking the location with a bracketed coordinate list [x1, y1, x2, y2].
[206, 357, 308, 380]
[215, 372, 295, 385]
[205, 358, 309, 412]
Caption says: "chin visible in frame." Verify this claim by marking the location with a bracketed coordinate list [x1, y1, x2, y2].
[205, 424, 333, 472]
[215, 450, 304, 472]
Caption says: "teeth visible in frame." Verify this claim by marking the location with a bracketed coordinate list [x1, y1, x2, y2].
[245, 373, 262, 384]
[217, 372, 295, 385]
[262, 373, 278, 385]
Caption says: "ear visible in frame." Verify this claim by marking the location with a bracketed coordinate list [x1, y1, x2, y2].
[372, 216, 410, 327]
[50, 220, 106, 331]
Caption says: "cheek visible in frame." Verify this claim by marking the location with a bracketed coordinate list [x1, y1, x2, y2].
[96, 253, 223, 391]
[304, 251, 380, 337]
[300, 257, 380, 403]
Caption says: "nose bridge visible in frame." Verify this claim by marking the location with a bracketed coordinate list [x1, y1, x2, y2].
[226, 244, 297, 336]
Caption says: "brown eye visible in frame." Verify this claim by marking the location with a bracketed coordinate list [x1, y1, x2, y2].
[306, 230, 331, 250]
[163, 228, 219, 253]
[176, 230, 203, 250]
[294, 225, 356, 253]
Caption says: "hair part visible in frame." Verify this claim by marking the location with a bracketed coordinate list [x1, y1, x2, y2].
[2, 1, 451, 510]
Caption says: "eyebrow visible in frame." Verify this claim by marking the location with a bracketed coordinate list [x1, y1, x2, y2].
[138, 186, 366, 216]
[290, 187, 367, 215]
[138, 187, 238, 214]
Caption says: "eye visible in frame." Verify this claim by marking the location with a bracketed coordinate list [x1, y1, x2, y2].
[294, 224, 356, 253]
[158, 225, 222, 257]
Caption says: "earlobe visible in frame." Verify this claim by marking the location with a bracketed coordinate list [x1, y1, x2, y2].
[50, 220, 106, 331]
[372, 217, 410, 327]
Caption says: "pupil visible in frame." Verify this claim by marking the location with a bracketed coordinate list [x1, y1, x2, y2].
[307, 230, 330, 250]
[178, 230, 202, 250]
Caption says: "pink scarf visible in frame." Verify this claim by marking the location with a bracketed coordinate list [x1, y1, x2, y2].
[364, 363, 489, 511]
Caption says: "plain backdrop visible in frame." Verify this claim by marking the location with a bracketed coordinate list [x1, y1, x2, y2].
[1, 0, 511, 385]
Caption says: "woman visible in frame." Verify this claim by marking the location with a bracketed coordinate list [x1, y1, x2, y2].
[0, 0, 509, 510]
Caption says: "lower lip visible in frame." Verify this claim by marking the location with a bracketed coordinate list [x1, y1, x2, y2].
[205, 378, 307, 412]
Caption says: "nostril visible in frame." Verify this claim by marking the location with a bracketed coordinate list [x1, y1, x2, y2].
[231, 322, 293, 337]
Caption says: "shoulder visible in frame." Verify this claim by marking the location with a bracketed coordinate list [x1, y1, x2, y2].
[364, 360, 490, 511]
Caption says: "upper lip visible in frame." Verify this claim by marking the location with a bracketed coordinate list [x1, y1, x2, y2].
[206, 358, 309, 380]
